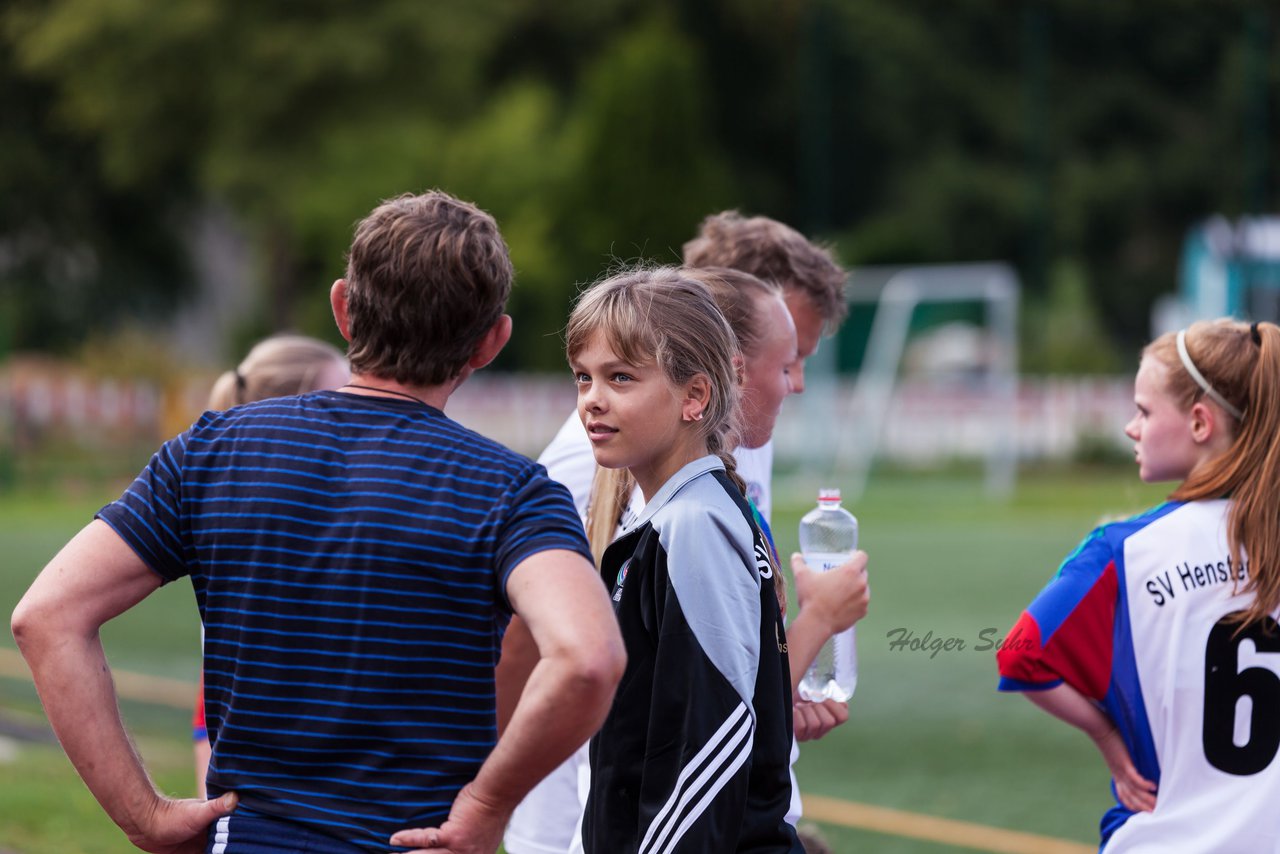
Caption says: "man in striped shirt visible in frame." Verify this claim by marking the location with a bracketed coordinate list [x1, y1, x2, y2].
[12, 191, 625, 854]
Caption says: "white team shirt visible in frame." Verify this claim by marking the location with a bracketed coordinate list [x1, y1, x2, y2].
[1000, 499, 1280, 853]
[1107, 501, 1280, 852]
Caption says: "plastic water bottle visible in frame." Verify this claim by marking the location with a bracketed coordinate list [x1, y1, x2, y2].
[798, 488, 859, 702]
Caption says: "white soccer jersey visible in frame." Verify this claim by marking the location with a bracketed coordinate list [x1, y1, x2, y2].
[999, 499, 1280, 852]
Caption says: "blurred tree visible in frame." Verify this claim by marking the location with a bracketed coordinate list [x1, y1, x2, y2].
[0, 47, 191, 354]
[4, 0, 534, 334]
[814, 0, 1277, 352]
[487, 11, 736, 369]
[1043, 0, 1276, 347]
[2, 0, 672, 368]
[1, 0, 1275, 368]
[557, 14, 734, 264]
[1022, 258, 1123, 374]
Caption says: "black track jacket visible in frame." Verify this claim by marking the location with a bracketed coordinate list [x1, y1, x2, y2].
[583, 456, 802, 854]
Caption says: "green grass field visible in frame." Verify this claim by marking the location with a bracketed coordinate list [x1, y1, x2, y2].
[773, 467, 1166, 853]
[0, 468, 1168, 854]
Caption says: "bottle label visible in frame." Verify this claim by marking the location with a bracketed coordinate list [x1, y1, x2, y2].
[802, 552, 850, 573]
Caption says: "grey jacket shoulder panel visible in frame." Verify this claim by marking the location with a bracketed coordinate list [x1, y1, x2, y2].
[645, 457, 763, 712]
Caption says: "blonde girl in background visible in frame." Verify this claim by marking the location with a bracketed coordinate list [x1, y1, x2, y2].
[193, 334, 349, 796]
[997, 319, 1280, 852]
[205, 334, 350, 412]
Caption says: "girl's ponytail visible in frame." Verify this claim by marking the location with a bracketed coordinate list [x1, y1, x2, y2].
[1223, 322, 1280, 628]
[207, 335, 347, 412]
[208, 370, 243, 411]
[706, 431, 748, 498]
[1168, 320, 1280, 629]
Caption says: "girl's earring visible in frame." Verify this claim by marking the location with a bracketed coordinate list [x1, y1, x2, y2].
[683, 410, 703, 422]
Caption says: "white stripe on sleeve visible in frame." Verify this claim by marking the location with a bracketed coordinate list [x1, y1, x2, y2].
[639, 701, 754, 854]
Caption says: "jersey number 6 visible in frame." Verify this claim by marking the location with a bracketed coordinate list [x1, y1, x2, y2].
[1203, 614, 1280, 776]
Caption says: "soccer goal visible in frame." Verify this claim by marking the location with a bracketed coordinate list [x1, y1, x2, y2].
[794, 263, 1021, 500]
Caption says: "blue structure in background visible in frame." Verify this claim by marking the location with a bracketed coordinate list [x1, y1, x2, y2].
[1179, 216, 1280, 322]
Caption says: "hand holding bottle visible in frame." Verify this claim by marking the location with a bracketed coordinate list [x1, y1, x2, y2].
[798, 489, 864, 702]
[791, 552, 869, 637]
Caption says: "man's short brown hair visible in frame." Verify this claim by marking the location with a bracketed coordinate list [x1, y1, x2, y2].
[682, 211, 848, 330]
[344, 191, 513, 386]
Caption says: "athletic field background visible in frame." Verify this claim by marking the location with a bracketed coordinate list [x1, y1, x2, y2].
[0, 467, 1167, 853]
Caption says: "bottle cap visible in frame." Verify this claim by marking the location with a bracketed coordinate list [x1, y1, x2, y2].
[818, 488, 841, 504]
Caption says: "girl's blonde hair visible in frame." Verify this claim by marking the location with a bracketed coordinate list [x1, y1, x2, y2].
[208, 334, 347, 411]
[569, 267, 786, 607]
[1150, 318, 1280, 628]
[577, 267, 783, 554]
[567, 266, 741, 538]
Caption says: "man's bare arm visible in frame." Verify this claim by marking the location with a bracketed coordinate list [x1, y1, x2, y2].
[494, 615, 538, 738]
[11, 520, 236, 854]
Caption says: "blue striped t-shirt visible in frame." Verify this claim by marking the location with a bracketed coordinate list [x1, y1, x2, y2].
[98, 390, 592, 852]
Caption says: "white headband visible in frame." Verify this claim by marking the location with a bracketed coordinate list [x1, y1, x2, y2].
[1176, 329, 1243, 420]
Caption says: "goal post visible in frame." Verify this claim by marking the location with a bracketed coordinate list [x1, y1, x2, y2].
[795, 263, 1021, 501]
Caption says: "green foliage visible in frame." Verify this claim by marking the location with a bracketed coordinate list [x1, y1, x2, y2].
[1, 468, 1169, 852]
[1022, 258, 1124, 374]
[823, 0, 1277, 347]
[559, 13, 733, 265]
[1, 0, 1277, 362]
[0, 41, 191, 353]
